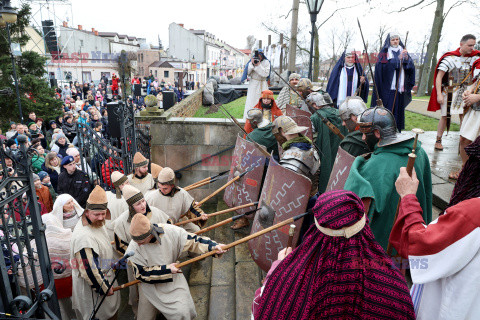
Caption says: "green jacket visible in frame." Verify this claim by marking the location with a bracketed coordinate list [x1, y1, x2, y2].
[344, 139, 432, 250]
[340, 130, 371, 157]
[310, 107, 348, 193]
[247, 123, 279, 159]
[31, 154, 45, 173]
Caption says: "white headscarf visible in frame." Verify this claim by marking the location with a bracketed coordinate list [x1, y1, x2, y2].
[47, 194, 84, 230]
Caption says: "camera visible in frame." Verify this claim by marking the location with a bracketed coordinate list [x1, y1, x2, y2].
[253, 50, 261, 65]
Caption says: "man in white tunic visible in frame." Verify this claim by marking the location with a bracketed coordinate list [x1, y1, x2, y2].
[242, 49, 271, 119]
[113, 184, 171, 315]
[128, 152, 155, 194]
[70, 186, 120, 320]
[127, 213, 227, 320]
[390, 167, 480, 320]
[276, 73, 301, 112]
[105, 171, 129, 241]
[145, 167, 208, 233]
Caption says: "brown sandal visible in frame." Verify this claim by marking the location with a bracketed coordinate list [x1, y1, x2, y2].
[434, 137, 444, 150]
[448, 171, 460, 180]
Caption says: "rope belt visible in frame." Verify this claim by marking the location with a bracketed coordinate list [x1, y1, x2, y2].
[314, 214, 366, 239]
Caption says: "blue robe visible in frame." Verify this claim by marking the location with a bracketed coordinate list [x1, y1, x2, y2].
[326, 52, 369, 107]
[371, 36, 415, 131]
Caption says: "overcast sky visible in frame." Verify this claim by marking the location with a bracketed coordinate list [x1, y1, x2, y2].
[18, 0, 480, 58]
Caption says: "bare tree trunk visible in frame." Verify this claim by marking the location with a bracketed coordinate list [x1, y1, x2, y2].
[288, 0, 300, 73]
[313, 31, 320, 81]
[417, 34, 428, 88]
[417, 0, 445, 96]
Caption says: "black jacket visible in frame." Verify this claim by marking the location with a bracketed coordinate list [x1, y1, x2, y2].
[57, 169, 92, 208]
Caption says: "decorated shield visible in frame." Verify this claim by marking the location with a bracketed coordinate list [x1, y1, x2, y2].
[285, 105, 314, 140]
[325, 146, 356, 191]
[248, 158, 312, 271]
[223, 135, 267, 214]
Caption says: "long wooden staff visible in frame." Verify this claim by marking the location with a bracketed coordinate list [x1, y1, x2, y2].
[194, 208, 261, 235]
[175, 202, 257, 227]
[184, 171, 229, 191]
[386, 128, 424, 255]
[112, 211, 311, 292]
[392, 31, 409, 115]
[196, 166, 254, 207]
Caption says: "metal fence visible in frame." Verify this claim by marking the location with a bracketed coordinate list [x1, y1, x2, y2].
[0, 136, 60, 319]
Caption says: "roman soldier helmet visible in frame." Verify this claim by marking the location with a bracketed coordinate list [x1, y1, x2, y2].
[305, 92, 327, 108]
[339, 97, 367, 121]
[357, 107, 413, 147]
[322, 92, 334, 106]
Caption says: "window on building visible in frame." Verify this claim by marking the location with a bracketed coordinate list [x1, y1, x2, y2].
[80, 40, 84, 47]
[64, 71, 72, 81]
[141, 54, 144, 63]
[164, 70, 169, 78]
[82, 71, 92, 83]
[155, 70, 158, 77]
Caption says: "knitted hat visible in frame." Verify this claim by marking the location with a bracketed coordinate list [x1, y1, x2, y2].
[60, 156, 75, 166]
[111, 171, 128, 199]
[122, 185, 144, 221]
[133, 152, 149, 168]
[66, 147, 80, 157]
[85, 185, 108, 211]
[289, 73, 301, 81]
[55, 133, 66, 141]
[32, 173, 40, 182]
[28, 122, 36, 129]
[150, 163, 164, 181]
[157, 167, 175, 184]
[38, 171, 48, 181]
[260, 90, 275, 100]
[129, 213, 153, 241]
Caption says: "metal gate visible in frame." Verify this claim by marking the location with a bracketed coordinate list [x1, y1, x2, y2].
[76, 100, 152, 190]
[0, 136, 61, 318]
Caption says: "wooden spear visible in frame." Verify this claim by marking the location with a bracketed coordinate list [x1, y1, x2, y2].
[175, 202, 258, 227]
[386, 128, 424, 256]
[184, 170, 229, 191]
[112, 211, 311, 292]
[194, 208, 260, 235]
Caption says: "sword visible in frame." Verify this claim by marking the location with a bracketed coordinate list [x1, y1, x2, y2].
[272, 69, 345, 140]
[357, 18, 383, 107]
[386, 128, 424, 256]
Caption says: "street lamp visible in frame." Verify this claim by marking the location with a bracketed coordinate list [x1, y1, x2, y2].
[0, 0, 23, 123]
[306, 0, 324, 81]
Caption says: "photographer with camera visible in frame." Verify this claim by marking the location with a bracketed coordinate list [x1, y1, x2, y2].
[241, 49, 271, 119]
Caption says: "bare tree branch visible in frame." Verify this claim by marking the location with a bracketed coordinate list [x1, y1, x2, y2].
[387, 0, 427, 13]
[444, 0, 469, 18]
[317, 4, 361, 30]
[280, 9, 293, 20]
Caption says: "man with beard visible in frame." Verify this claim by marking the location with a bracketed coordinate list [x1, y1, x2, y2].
[128, 152, 155, 194]
[307, 92, 348, 193]
[70, 186, 120, 320]
[343, 107, 432, 251]
[276, 73, 302, 112]
[105, 171, 129, 241]
[294, 78, 321, 113]
[113, 184, 171, 316]
[338, 96, 372, 157]
[57, 156, 92, 208]
[126, 213, 227, 319]
[326, 50, 369, 107]
[371, 32, 415, 132]
[244, 90, 283, 134]
[145, 167, 208, 233]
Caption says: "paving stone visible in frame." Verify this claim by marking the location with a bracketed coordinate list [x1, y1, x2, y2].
[188, 257, 212, 286]
[190, 284, 210, 320]
[234, 228, 254, 263]
[432, 183, 454, 211]
[208, 285, 235, 320]
[431, 173, 446, 185]
[211, 249, 235, 287]
[235, 261, 261, 320]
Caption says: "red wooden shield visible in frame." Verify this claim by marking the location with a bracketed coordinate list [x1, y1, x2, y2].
[248, 158, 312, 271]
[285, 105, 313, 140]
[325, 146, 356, 191]
[223, 135, 267, 214]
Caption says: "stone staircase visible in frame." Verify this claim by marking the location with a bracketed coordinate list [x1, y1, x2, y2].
[184, 200, 262, 320]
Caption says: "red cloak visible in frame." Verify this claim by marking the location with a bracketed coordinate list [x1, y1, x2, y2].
[427, 48, 480, 112]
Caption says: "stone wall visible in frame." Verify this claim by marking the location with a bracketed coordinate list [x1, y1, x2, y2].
[163, 87, 205, 118]
[144, 117, 245, 201]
